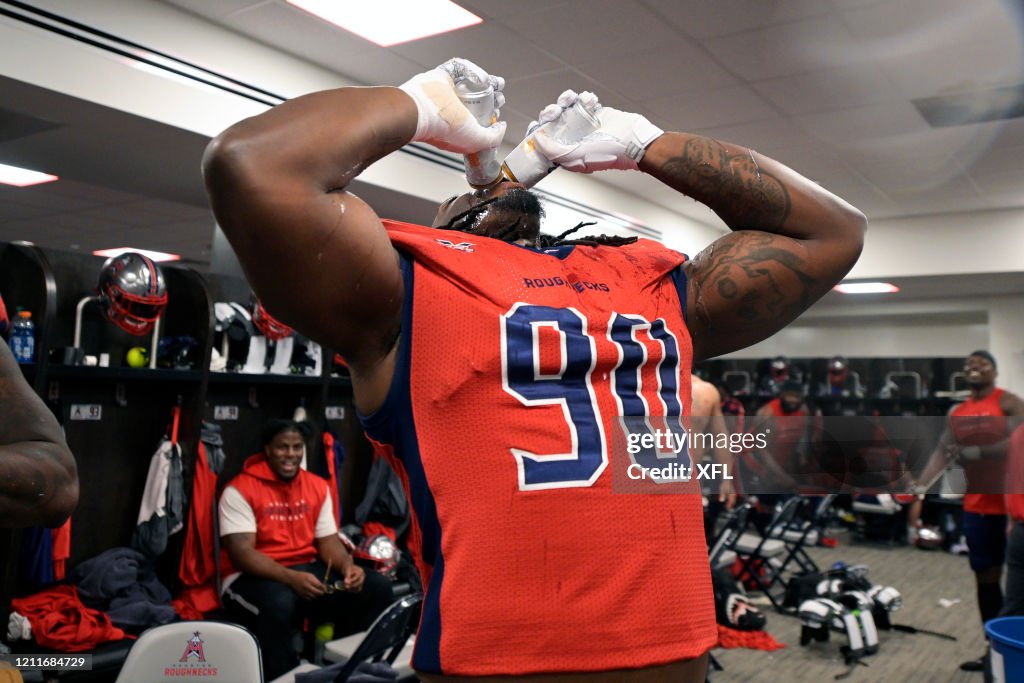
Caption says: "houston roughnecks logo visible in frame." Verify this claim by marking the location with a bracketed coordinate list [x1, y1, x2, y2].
[435, 239, 475, 253]
[180, 631, 206, 663]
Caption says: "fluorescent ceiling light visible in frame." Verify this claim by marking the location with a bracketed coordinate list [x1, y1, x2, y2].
[287, 0, 482, 46]
[834, 282, 900, 294]
[0, 162, 58, 187]
[93, 247, 181, 263]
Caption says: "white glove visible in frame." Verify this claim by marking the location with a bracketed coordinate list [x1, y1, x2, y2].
[398, 58, 506, 154]
[531, 89, 663, 172]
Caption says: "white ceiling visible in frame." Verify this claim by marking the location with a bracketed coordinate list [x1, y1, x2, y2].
[1, 0, 1023, 288]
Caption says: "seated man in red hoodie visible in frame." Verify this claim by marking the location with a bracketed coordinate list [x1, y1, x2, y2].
[218, 419, 394, 679]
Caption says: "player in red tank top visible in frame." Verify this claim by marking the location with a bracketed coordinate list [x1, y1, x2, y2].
[203, 58, 866, 681]
[915, 351, 1024, 671]
[752, 381, 811, 479]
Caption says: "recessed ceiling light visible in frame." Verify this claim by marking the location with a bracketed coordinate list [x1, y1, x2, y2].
[0, 162, 58, 187]
[93, 247, 181, 263]
[287, 0, 482, 47]
[833, 282, 900, 294]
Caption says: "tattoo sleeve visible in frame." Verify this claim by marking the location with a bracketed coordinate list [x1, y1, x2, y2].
[688, 232, 817, 332]
[660, 137, 791, 230]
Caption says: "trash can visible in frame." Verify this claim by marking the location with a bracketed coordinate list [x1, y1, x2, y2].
[986, 617, 1024, 683]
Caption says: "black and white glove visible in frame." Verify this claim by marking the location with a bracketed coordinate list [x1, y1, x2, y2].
[530, 89, 663, 172]
[398, 58, 506, 154]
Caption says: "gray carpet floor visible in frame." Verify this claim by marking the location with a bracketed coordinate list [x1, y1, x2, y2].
[711, 531, 992, 683]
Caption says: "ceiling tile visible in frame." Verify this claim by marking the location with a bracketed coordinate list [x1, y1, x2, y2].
[161, 0, 269, 20]
[857, 156, 978, 197]
[392, 23, 565, 80]
[959, 145, 1024, 179]
[646, 85, 776, 130]
[227, 2, 423, 84]
[839, 0, 1024, 97]
[642, 0, 833, 40]
[651, 0, 835, 40]
[840, 0, 1008, 45]
[752, 64, 902, 116]
[702, 15, 861, 80]
[499, 0, 683, 65]
[795, 102, 927, 145]
[575, 42, 737, 101]
[504, 69, 609, 123]
[696, 117, 815, 152]
[455, 0, 572, 21]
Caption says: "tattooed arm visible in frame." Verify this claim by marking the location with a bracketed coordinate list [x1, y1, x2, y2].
[639, 134, 866, 361]
[0, 337, 78, 527]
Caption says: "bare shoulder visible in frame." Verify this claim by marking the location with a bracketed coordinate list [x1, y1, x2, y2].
[691, 376, 717, 410]
[1002, 390, 1024, 416]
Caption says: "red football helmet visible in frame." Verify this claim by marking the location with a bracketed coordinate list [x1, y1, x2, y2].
[97, 252, 167, 336]
[251, 297, 293, 341]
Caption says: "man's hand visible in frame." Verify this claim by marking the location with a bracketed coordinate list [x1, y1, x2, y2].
[343, 564, 366, 593]
[531, 90, 663, 172]
[287, 569, 327, 600]
[718, 480, 737, 510]
[399, 58, 506, 154]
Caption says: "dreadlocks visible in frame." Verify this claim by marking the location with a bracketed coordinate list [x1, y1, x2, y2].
[533, 222, 639, 248]
[438, 189, 638, 249]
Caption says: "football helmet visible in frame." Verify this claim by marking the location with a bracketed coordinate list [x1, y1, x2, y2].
[97, 252, 168, 335]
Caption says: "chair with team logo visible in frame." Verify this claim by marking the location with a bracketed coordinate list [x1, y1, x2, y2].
[115, 620, 262, 682]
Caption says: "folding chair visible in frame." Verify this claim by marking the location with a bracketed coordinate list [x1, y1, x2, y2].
[116, 620, 263, 682]
[732, 497, 803, 610]
[852, 493, 907, 543]
[270, 593, 423, 683]
[773, 494, 837, 576]
[708, 503, 751, 572]
[319, 593, 423, 682]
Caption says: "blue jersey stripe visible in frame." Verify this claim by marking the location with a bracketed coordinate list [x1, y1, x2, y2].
[358, 252, 443, 673]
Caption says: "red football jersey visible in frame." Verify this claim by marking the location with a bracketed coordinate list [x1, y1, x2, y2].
[951, 388, 1008, 514]
[761, 398, 809, 470]
[361, 221, 716, 676]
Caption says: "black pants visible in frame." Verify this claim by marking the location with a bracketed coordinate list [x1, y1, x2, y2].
[224, 561, 395, 680]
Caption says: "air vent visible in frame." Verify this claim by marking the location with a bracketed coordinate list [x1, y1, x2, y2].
[0, 106, 62, 143]
[913, 83, 1024, 128]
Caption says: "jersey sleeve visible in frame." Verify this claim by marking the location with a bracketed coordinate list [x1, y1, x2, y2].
[314, 491, 339, 539]
[218, 485, 256, 536]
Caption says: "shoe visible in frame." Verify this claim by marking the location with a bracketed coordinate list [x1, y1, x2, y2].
[959, 656, 985, 672]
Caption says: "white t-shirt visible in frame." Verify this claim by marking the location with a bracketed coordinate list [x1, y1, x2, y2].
[218, 485, 337, 592]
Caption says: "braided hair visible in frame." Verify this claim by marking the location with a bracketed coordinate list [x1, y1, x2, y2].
[533, 221, 638, 248]
[439, 195, 638, 248]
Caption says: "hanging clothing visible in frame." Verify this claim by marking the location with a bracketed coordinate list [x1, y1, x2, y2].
[174, 423, 227, 615]
[323, 431, 344, 525]
[177, 442, 221, 614]
[355, 455, 410, 541]
[132, 439, 184, 558]
[51, 518, 72, 581]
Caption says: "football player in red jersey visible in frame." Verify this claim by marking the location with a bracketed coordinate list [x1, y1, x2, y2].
[203, 59, 865, 682]
[914, 351, 1024, 671]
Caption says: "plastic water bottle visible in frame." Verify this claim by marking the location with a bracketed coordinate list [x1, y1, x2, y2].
[455, 79, 502, 188]
[10, 309, 35, 364]
[501, 101, 601, 188]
